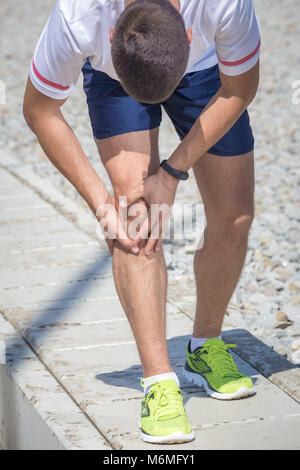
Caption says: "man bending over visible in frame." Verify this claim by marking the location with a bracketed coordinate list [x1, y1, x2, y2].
[24, 0, 260, 444]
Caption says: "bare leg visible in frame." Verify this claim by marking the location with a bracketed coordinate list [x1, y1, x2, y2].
[192, 152, 255, 338]
[95, 129, 173, 377]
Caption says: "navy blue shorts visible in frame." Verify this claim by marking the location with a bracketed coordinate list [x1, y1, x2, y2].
[82, 60, 254, 157]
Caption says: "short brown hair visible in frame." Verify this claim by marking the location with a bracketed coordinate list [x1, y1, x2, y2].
[111, 0, 190, 103]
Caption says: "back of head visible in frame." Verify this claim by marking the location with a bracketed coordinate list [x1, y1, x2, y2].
[111, 0, 190, 103]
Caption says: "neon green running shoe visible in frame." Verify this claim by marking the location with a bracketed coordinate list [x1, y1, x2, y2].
[183, 338, 256, 400]
[139, 379, 194, 444]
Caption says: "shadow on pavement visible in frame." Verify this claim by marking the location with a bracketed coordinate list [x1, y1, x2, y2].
[95, 329, 299, 399]
[1, 251, 111, 449]
[5, 251, 111, 352]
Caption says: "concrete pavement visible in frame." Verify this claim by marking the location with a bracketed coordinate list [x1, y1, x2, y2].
[0, 155, 300, 450]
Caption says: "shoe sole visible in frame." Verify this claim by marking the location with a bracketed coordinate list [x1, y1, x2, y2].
[140, 430, 195, 444]
[183, 368, 256, 400]
[139, 419, 195, 444]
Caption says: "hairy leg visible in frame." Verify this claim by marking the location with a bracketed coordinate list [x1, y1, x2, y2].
[95, 128, 173, 376]
[192, 151, 255, 338]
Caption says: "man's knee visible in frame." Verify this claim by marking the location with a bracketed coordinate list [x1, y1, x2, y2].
[207, 208, 254, 240]
[111, 194, 150, 254]
[231, 212, 254, 236]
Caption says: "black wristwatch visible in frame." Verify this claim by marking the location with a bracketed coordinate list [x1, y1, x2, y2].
[160, 160, 189, 181]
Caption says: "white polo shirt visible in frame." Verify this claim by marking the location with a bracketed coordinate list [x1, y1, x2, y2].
[30, 0, 261, 100]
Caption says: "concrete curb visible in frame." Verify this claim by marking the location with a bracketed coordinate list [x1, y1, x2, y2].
[223, 329, 300, 403]
[1, 152, 299, 450]
[0, 313, 112, 450]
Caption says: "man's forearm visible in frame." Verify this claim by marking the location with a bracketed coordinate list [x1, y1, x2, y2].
[168, 63, 259, 172]
[168, 87, 252, 172]
[26, 110, 110, 214]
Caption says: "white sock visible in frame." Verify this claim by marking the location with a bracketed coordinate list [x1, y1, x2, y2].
[190, 335, 222, 352]
[142, 372, 180, 396]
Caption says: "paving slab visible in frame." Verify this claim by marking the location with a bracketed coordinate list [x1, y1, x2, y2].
[0, 264, 113, 290]
[122, 415, 300, 450]
[0, 162, 300, 449]
[1, 245, 107, 271]
[0, 230, 96, 254]
[222, 329, 300, 403]
[21, 311, 191, 354]
[0, 154, 100, 243]
[0, 263, 112, 292]
[0, 315, 111, 450]
[0, 274, 117, 307]
[0, 216, 78, 238]
[2, 298, 125, 330]
[0, 193, 51, 210]
[0, 203, 56, 222]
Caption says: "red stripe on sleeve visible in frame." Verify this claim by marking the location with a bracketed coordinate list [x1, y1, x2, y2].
[32, 59, 70, 91]
[219, 39, 261, 67]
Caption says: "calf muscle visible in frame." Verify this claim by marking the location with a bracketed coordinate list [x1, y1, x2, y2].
[95, 129, 173, 376]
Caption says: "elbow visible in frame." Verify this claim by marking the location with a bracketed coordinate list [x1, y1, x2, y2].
[221, 85, 258, 109]
[240, 78, 260, 107]
[23, 98, 62, 132]
[23, 101, 43, 134]
[236, 86, 258, 110]
[23, 78, 66, 131]
[23, 102, 36, 131]
[23, 90, 40, 131]
[246, 84, 259, 106]
[246, 73, 260, 106]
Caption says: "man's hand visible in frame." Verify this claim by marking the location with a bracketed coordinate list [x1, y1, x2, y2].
[96, 192, 143, 255]
[129, 166, 180, 255]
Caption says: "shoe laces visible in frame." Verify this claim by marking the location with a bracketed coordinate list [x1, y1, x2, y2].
[200, 341, 242, 378]
[140, 380, 184, 420]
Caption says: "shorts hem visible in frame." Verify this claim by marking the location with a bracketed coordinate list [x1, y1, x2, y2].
[92, 124, 161, 140]
[178, 135, 254, 157]
[207, 146, 255, 157]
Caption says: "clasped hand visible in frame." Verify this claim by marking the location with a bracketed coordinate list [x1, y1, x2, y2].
[97, 167, 179, 255]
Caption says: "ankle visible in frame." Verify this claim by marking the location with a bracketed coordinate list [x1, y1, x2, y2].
[193, 329, 222, 339]
[142, 364, 173, 378]
[190, 334, 222, 352]
[142, 371, 180, 396]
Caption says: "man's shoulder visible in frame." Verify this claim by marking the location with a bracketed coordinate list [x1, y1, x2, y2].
[203, 0, 252, 14]
[203, 0, 253, 25]
[58, 0, 118, 23]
